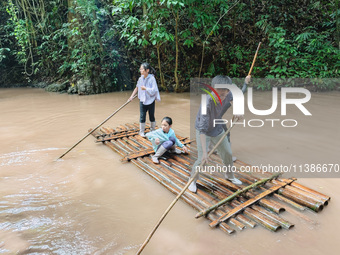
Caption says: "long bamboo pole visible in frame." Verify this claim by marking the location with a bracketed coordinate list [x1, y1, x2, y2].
[248, 42, 262, 76]
[56, 95, 137, 160]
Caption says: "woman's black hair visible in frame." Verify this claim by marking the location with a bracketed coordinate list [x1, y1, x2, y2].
[141, 62, 156, 75]
[162, 116, 172, 126]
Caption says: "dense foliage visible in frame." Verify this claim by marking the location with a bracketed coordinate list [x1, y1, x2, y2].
[0, 0, 339, 93]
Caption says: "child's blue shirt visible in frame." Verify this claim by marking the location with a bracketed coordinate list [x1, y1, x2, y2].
[146, 128, 184, 152]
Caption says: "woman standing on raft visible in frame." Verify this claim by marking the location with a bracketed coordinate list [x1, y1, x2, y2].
[128, 63, 161, 137]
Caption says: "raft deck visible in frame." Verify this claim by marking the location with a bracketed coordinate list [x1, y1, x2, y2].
[90, 123, 330, 234]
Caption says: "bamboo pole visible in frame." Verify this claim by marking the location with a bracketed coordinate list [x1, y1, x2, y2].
[272, 193, 306, 211]
[234, 212, 257, 228]
[273, 200, 316, 224]
[277, 188, 324, 212]
[284, 185, 328, 206]
[248, 42, 262, 76]
[230, 200, 281, 232]
[56, 95, 137, 160]
[252, 205, 294, 230]
[259, 199, 285, 214]
[271, 180, 327, 207]
[239, 195, 285, 215]
[289, 182, 330, 202]
[243, 208, 281, 232]
[278, 179, 329, 205]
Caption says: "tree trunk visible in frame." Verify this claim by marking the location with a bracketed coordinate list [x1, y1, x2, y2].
[174, 10, 179, 92]
[92, 9, 104, 53]
[67, 0, 77, 50]
[142, 1, 149, 58]
[336, 0, 340, 49]
[157, 43, 166, 91]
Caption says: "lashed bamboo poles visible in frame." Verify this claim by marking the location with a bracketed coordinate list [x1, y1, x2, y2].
[155, 158, 247, 231]
[230, 200, 281, 232]
[208, 179, 293, 228]
[270, 179, 325, 212]
[239, 174, 305, 212]
[273, 199, 316, 225]
[142, 126, 316, 218]
[157, 162, 248, 231]
[133, 156, 236, 234]
[290, 182, 330, 202]
[229, 160, 323, 212]
[272, 193, 306, 211]
[137, 133, 287, 233]
[277, 188, 324, 212]
[235, 165, 325, 213]
[232, 164, 307, 211]
[279, 179, 329, 205]
[103, 127, 310, 231]
[251, 205, 294, 230]
[221, 172, 287, 214]
[161, 156, 269, 230]
[196, 173, 281, 219]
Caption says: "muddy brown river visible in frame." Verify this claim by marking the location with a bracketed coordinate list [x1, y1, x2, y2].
[0, 88, 339, 254]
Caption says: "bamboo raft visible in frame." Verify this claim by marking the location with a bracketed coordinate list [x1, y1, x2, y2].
[90, 123, 330, 234]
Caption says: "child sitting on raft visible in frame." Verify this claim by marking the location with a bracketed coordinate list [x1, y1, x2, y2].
[146, 116, 189, 164]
